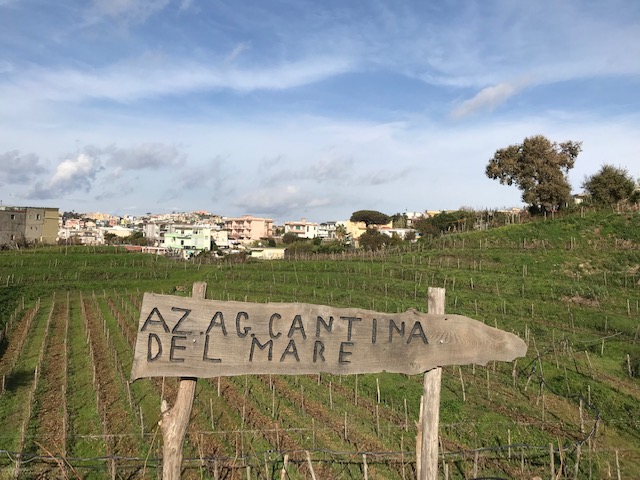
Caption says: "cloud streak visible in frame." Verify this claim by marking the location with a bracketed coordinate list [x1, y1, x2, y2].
[451, 80, 529, 118]
[0, 56, 354, 106]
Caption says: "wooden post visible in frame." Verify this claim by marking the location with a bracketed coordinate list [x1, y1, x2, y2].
[417, 287, 444, 480]
[305, 450, 317, 480]
[280, 454, 289, 480]
[363, 454, 369, 480]
[159, 282, 207, 479]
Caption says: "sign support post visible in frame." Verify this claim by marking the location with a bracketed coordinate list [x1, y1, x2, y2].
[159, 282, 206, 480]
[417, 287, 445, 479]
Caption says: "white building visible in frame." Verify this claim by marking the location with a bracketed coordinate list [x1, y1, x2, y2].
[378, 227, 418, 240]
[162, 225, 229, 258]
[318, 221, 337, 240]
[58, 227, 104, 245]
[284, 218, 318, 239]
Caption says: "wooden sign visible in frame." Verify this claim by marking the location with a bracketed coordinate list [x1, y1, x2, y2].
[131, 293, 527, 380]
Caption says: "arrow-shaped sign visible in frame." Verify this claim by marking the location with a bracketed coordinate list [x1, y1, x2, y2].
[131, 293, 527, 380]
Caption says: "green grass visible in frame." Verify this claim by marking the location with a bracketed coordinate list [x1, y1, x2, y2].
[65, 296, 106, 463]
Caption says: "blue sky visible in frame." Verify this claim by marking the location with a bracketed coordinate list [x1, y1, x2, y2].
[1, 0, 639, 223]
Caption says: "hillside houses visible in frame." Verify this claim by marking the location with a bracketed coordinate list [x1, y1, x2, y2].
[6, 203, 513, 255]
[1, 203, 533, 256]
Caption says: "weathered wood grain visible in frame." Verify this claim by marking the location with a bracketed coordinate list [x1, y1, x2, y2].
[160, 282, 206, 480]
[131, 293, 527, 380]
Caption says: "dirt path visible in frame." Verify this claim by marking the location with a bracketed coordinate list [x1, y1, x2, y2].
[82, 297, 140, 460]
[0, 306, 38, 380]
[32, 300, 68, 455]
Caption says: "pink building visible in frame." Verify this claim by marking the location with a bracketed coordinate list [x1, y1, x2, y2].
[224, 215, 273, 243]
[64, 218, 83, 230]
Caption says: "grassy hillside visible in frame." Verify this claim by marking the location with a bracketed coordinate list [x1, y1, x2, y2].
[0, 210, 638, 479]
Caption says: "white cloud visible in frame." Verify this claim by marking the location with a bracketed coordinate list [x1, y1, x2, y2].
[51, 154, 101, 185]
[0, 56, 354, 106]
[29, 152, 103, 199]
[451, 80, 528, 119]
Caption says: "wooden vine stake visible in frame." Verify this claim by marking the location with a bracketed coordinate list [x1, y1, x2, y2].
[159, 281, 206, 480]
[417, 287, 444, 480]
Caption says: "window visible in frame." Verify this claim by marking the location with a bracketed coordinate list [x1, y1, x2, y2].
[10, 214, 15, 220]
[36, 214, 41, 220]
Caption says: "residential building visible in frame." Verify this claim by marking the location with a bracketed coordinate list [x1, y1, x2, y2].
[63, 218, 84, 230]
[284, 218, 318, 239]
[405, 211, 426, 227]
[101, 226, 134, 238]
[143, 222, 164, 246]
[85, 212, 118, 223]
[0, 206, 59, 247]
[318, 221, 338, 240]
[378, 227, 418, 240]
[224, 215, 273, 243]
[341, 220, 368, 240]
[58, 228, 103, 245]
[162, 224, 229, 258]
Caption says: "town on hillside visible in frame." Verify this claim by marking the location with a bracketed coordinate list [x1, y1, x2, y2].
[0, 205, 526, 258]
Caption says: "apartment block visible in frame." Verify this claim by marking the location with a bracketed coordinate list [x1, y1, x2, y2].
[0, 206, 59, 247]
[224, 215, 273, 243]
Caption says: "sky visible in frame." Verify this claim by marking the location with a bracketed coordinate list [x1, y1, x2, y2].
[1, 0, 639, 223]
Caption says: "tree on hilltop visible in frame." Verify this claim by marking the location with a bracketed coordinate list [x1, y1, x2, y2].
[486, 135, 582, 214]
[582, 164, 637, 207]
[350, 210, 390, 227]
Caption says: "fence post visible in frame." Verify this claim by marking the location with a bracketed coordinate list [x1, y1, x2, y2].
[417, 287, 445, 480]
[305, 451, 317, 480]
[160, 282, 207, 479]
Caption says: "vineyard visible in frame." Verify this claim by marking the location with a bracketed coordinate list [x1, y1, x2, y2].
[0, 210, 639, 479]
